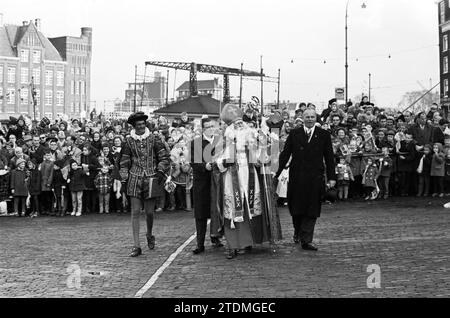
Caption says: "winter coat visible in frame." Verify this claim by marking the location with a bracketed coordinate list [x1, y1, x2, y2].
[68, 169, 86, 192]
[397, 141, 416, 172]
[80, 153, 100, 190]
[94, 172, 113, 195]
[362, 164, 379, 188]
[40, 160, 54, 191]
[378, 156, 393, 177]
[336, 163, 354, 185]
[10, 169, 28, 197]
[28, 169, 42, 196]
[277, 127, 336, 218]
[431, 151, 445, 177]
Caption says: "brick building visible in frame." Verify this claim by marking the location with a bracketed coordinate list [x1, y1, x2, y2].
[439, 0, 450, 112]
[118, 71, 166, 113]
[0, 18, 92, 121]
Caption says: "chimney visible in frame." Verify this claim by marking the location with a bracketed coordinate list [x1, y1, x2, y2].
[81, 27, 93, 46]
[34, 18, 41, 31]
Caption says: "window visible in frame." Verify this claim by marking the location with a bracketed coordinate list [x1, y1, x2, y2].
[445, 57, 449, 74]
[56, 91, 64, 106]
[57, 71, 64, 87]
[71, 102, 75, 113]
[444, 35, 449, 52]
[7, 88, 15, 104]
[45, 90, 52, 106]
[445, 79, 449, 97]
[7, 67, 16, 83]
[21, 68, 29, 84]
[32, 50, 41, 64]
[20, 89, 28, 104]
[45, 70, 53, 86]
[80, 81, 84, 96]
[441, 2, 446, 24]
[0, 67, 3, 83]
[81, 68, 86, 76]
[76, 68, 80, 75]
[33, 69, 40, 84]
[71, 81, 75, 95]
[71, 67, 75, 75]
[75, 80, 80, 95]
[20, 49, 29, 63]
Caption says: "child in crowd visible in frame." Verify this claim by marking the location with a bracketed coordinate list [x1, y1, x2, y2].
[27, 160, 41, 218]
[377, 147, 393, 199]
[81, 145, 100, 214]
[417, 145, 432, 197]
[10, 158, 28, 217]
[52, 159, 67, 217]
[336, 156, 354, 201]
[67, 159, 86, 217]
[172, 153, 192, 211]
[94, 158, 113, 214]
[348, 139, 363, 198]
[445, 149, 450, 196]
[431, 143, 445, 198]
[40, 150, 54, 215]
[362, 157, 380, 201]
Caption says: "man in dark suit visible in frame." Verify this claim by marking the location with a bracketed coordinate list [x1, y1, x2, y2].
[275, 109, 336, 251]
[190, 118, 223, 255]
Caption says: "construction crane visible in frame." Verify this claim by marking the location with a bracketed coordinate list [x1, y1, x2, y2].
[144, 61, 265, 104]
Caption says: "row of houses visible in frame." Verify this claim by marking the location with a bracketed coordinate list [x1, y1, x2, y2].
[0, 17, 92, 121]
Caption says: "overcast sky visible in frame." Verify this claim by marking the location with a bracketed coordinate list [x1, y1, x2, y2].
[1, 0, 441, 111]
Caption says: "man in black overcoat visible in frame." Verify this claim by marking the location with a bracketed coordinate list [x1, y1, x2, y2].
[275, 109, 336, 251]
[190, 118, 223, 255]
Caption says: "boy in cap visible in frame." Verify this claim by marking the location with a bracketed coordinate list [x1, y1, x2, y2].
[40, 150, 55, 215]
[10, 158, 28, 217]
[27, 160, 42, 218]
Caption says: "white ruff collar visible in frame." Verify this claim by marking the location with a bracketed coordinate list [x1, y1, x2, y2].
[130, 128, 151, 141]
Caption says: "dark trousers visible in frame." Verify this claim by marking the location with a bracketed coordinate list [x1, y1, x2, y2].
[40, 191, 54, 213]
[378, 176, 390, 197]
[30, 195, 40, 214]
[82, 190, 97, 213]
[418, 175, 430, 196]
[175, 185, 186, 209]
[14, 196, 27, 216]
[195, 218, 209, 248]
[292, 215, 317, 245]
[398, 171, 412, 195]
[349, 175, 363, 198]
[431, 176, 444, 194]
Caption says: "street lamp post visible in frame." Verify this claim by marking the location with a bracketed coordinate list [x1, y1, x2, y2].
[345, 0, 349, 106]
[345, 0, 366, 106]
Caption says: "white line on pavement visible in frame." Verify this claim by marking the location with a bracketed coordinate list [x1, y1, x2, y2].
[134, 220, 210, 298]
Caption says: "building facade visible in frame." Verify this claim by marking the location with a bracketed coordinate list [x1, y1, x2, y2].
[115, 71, 166, 113]
[176, 78, 222, 101]
[0, 18, 92, 121]
[439, 0, 450, 111]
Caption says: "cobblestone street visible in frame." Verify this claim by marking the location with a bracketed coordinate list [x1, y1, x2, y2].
[1, 198, 450, 298]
